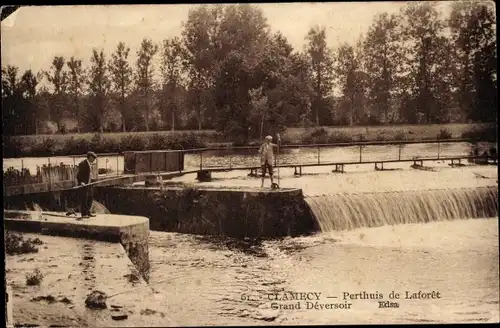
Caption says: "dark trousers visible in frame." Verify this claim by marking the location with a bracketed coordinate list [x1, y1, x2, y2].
[261, 162, 273, 177]
[80, 186, 93, 216]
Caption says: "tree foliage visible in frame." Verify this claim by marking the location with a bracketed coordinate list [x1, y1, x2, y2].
[305, 26, 335, 126]
[109, 42, 133, 132]
[1, 2, 496, 138]
[87, 49, 111, 132]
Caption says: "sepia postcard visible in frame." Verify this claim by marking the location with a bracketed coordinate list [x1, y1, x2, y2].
[2, 1, 498, 326]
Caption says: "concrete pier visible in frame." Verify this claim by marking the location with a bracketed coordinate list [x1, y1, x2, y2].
[93, 185, 318, 238]
[3, 185, 319, 239]
[4, 211, 150, 280]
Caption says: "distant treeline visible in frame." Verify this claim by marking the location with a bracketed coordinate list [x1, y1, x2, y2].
[2, 2, 496, 143]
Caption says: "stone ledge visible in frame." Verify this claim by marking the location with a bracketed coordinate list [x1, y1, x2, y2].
[3, 211, 149, 244]
[4, 211, 151, 281]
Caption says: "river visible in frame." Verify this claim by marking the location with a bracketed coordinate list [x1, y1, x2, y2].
[2, 141, 477, 174]
[6, 218, 499, 325]
[4, 141, 499, 325]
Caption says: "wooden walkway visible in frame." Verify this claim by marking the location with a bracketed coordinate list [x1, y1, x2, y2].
[186, 154, 495, 177]
[4, 138, 496, 197]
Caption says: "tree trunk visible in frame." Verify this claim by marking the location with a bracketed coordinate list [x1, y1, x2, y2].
[316, 103, 320, 127]
[121, 90, 127, 132]
[350, 94, 355, 126]
[197, 91, 202, 130]
[76, 95, 81, 133]
[260, 114, 265, 139]
[172, 111, 175, 131]
[316, 68, 322, 126]
[171, 79, 176, 131]
[145, 101, 149, 132]
[385, 106, 388, 123]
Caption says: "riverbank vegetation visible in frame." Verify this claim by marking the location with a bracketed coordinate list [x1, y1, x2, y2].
[3, 123, 494, 158]
[5, 231, 44, 255]
[26, 268, 44, 286]
[2, 2, 496, 145]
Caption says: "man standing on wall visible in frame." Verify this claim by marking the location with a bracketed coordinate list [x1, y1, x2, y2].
[258, 135, 278, 188]
[77, 151, 97, 219]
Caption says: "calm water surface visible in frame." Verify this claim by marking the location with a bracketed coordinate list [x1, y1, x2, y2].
[3, 142, 474, 174]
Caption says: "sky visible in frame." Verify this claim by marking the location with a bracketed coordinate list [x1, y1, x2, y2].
[1, 2, 455, 75]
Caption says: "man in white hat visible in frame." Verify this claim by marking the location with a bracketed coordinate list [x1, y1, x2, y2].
[258, 135, 278, 188]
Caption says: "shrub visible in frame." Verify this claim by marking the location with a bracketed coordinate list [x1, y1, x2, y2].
[119, 135, 147, 152]
[461, 125, 497, 142]
[5, 231, 42, 255]
[437, 128, 453, 140]
[3, 137, 25, 158]
[62, 137, 92, 155]
[26, 268, 44, 286]
[375, 130, 389, 141]
[148, 133, 171, 150]
[393, 129, 406, 141]
[328, 131, 352, 143]
[301, 127, 329, 144]
[30, 137, 57, 156]
[178, 132, 206, 149]
[279, 133, 296, 145]
[90, 133, 116, 153]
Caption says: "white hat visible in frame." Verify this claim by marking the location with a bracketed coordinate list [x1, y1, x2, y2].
[265, 135, 272, 140]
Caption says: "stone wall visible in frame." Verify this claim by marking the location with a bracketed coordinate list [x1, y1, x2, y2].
[93, 186, 319, 239]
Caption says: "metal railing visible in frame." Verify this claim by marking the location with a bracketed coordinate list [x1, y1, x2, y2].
[188, 138, 479, 171]
[3, 138, 483, 186]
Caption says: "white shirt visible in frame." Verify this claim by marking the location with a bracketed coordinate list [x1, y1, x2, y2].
[259, 143, 276, 165]
[86, 159, 93, 183]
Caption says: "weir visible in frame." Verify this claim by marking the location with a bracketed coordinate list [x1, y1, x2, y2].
[304, 186, 498, 231]
[3, 185, 319, 239]
[92, 186, 318, 238]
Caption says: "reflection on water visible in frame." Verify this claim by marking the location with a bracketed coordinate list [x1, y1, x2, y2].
[80, 243, 97, 292]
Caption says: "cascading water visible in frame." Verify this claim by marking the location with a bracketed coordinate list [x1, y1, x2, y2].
[304, 186, 498, 231]
[91, 200, 111, 214]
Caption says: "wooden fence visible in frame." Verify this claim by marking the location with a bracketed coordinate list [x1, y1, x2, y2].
[3, 163, 98, 187]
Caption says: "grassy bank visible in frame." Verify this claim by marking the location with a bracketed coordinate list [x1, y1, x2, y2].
[3, 123, 495, 158]
[281, 123, 496, 145]
[3, 130, 220, 158]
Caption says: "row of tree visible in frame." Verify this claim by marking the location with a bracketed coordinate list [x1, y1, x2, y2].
[2, 2, 497, 140]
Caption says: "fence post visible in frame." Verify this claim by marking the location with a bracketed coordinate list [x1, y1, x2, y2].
[437, 142, 441, 159]
[317, 147, 320, 165]
[359, 145, 362, 162]
[200, 152, 203, 170]
[117, 156, 119, 176]
[48, 158, 51, 191]
[398, 145, 402, 161]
